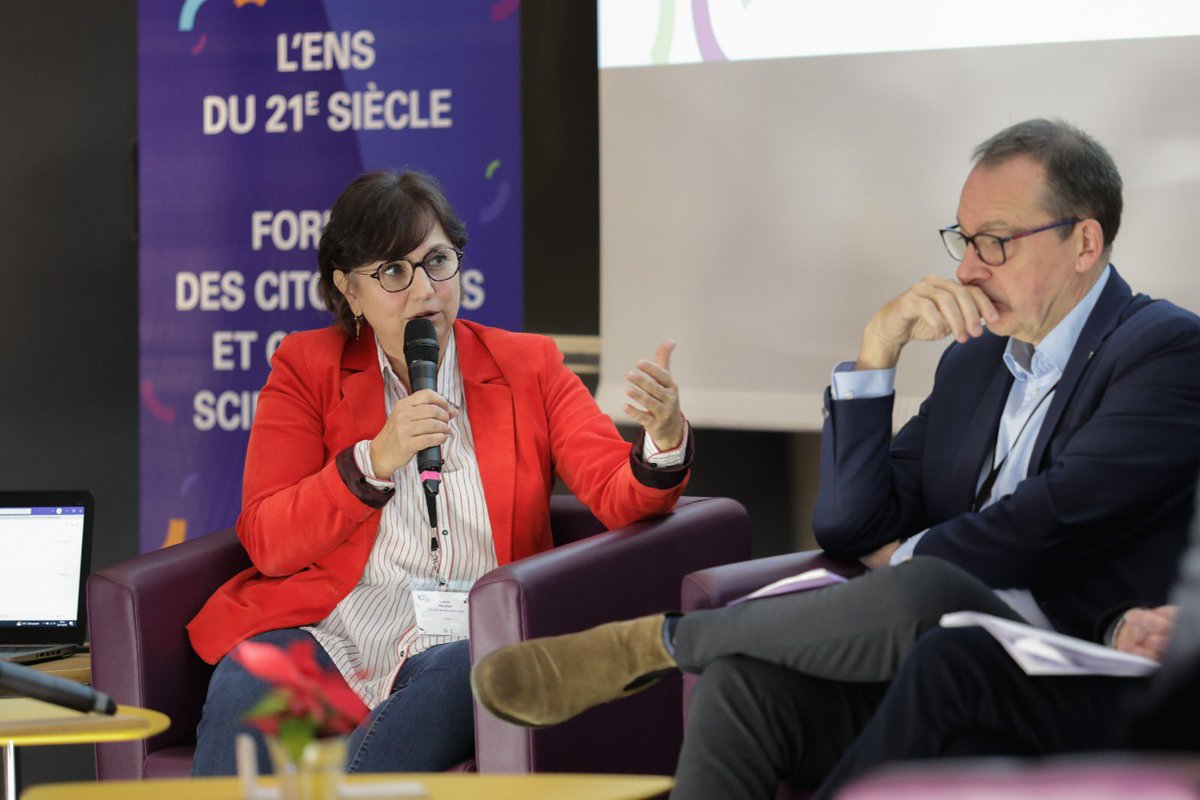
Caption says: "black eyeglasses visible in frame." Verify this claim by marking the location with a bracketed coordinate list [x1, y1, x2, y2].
[352, 247, 463, 293]
[939, 219, 1079, 267]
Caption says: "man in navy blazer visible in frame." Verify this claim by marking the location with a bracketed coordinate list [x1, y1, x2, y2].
[470, 119, 1200, 799]
[814, 246, 1200, 644]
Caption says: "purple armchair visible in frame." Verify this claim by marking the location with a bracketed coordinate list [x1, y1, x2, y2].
[836, 756, 1200, 800]
[87, 495, 750, 780]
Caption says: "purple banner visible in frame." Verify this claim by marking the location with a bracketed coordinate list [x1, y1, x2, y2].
[138, 0, 522, 551]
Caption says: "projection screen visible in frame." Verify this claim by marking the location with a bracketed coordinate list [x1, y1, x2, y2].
[595, 0, 1200, 431]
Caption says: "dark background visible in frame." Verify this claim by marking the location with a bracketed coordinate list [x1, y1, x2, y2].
[0, 1, 819, 787]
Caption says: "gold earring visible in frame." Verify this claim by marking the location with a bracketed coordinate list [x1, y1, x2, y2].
[354, 314, 363, 340]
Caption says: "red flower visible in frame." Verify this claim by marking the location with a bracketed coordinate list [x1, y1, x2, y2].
[232, 639, 368, 748]
[234, 640, 314, 693]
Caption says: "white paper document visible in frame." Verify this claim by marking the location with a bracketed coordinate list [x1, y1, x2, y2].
[940, 611, 1160, 677]
[728, 568, 848, 606]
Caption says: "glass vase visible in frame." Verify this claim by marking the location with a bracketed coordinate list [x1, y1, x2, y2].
[265, 735, 348, 800]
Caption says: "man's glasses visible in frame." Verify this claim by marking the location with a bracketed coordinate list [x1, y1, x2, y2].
[353, 247, 463, 292]
[939, 219, 1079, 267]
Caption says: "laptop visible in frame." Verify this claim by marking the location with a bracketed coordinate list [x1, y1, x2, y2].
[0, 490, 94, 665]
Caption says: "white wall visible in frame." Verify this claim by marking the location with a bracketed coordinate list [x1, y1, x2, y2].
[597, 30, 1200, 430]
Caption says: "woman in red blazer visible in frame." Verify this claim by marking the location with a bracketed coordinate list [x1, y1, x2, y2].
[188, 171, 692, 775]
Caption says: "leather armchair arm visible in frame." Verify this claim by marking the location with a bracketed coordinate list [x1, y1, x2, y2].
[682, 549, 866, 612]
[87, 529, 250, 779]
[840, 755, 1200, 800]
[469, 496, 750, 775]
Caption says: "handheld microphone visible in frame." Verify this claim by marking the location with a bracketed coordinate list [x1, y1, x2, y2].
[404, 317, 443, 504]
[0, 659, 117, 715]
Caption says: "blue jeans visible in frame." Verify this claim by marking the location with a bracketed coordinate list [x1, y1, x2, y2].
[192, 629, 474, 775]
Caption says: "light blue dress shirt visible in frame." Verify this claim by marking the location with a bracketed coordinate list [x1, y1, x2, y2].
[830, 266, 1112, 629]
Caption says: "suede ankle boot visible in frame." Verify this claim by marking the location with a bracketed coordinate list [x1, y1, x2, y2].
[470, 613, 677, 727]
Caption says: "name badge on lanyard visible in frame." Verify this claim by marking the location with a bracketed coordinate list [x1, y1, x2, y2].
[412, 527, 470, 637]
[412, 588, 470, 637]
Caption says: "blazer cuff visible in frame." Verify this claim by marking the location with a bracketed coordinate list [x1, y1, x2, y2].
[335, 446, 395, 509]
[1097, 602, 1147, 645]
[629, 427, 694, 489]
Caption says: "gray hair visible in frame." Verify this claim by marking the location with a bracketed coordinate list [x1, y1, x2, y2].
[973, 118, 1122, 254]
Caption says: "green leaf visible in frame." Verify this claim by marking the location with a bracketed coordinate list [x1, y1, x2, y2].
[276, 716, 318, 764]
[244, 690, 289, 720]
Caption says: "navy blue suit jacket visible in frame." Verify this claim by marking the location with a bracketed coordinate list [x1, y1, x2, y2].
[814, 268, 1200, 641]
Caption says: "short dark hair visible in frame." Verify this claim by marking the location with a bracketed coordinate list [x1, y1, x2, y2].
[318, 170, 467, 332]
[972, 119, 1122, 254]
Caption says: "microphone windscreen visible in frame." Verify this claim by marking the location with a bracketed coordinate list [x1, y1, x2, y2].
[404, 317, 439, 365]
[0, 659, 117, 715]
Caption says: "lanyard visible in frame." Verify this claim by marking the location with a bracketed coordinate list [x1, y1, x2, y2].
[972, 381, 1058, 513]
[421, 479, 449, 586]
[429, 527, 446, 586]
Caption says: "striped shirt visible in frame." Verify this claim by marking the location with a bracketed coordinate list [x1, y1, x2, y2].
[304, 329, 688, 707]
[304, 332, 496, 707]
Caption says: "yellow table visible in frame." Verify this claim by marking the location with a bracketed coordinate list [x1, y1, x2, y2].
[22, 772, 674, 799]
[0, 698, 169, 800]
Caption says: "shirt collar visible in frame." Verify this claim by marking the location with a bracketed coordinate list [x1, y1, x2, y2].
[1003, 264, 1111, 382]
[373, 328, 460, 403]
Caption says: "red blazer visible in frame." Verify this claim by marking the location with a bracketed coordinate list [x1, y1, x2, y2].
[188, 320, 689, 664]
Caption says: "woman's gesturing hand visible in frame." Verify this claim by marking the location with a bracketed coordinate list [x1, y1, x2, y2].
[623, 340, 685, 451]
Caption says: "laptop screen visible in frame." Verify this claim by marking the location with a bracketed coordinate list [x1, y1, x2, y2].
[0, 491, 93, 646]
